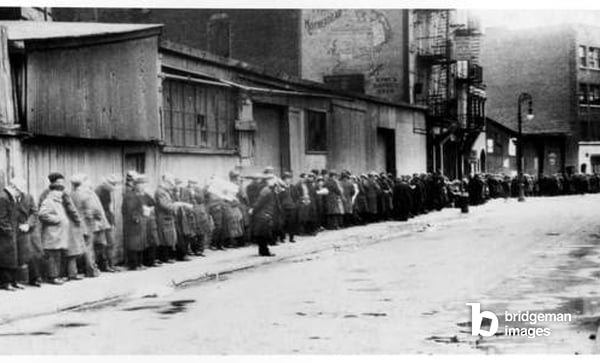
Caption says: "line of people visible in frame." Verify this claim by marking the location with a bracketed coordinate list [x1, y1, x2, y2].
[0, 173, 119, 290]
[3, 167, 598, 291]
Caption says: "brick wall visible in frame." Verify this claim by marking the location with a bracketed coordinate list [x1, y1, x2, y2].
[300, 9, 410, 103]
[52, 8, 302, 76]
[481, 25, 577, 168]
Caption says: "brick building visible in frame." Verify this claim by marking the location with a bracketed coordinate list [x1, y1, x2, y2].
[481, 23, 600, 176]
[52, 8, 486, 178]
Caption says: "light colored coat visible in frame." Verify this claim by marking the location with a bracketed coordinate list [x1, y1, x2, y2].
[39, 191, 69, 251]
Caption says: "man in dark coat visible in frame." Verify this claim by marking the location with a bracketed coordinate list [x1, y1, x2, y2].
[340, 170, 357, 227]
[122, 174, 151, 270]
[279, 172, 300, 243]
[250, 176, 277, 256]
[15, 179, 42, 287]
[365, 173, 380, 222]
[393, 176, 413, 221]
[0, 178, 26, 290]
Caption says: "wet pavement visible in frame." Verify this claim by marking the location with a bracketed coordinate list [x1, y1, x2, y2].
[1, 194, 600, 354]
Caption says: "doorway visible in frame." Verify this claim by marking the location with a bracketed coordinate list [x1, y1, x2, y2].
[376, 128, 396, 176]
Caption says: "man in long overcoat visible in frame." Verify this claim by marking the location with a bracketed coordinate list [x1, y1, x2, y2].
[324, 170, 344, 230]
[122, 174, 151, 270]
[250, 175, 277, 257]
[14, 178, 42, 287]
[393, 176, 413, 222]
[0, 178, 26, 290]
[155, 174, 179, 263]
[95, 174, 120, 273]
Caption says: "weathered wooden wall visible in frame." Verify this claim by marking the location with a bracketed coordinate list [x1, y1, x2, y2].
[24, 142, 129, 260]
[0, 26, 15, 125]
[26, 36, 160, 141]
[329, 100, 369, 173]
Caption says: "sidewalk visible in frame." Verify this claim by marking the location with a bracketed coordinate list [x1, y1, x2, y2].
[0, 204, 484, 325]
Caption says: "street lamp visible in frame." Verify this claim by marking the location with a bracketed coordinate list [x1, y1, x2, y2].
[517, 93, 534, 202]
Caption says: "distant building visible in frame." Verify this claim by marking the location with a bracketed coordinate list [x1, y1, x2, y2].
[481, 23, 600, 176]
[0, 7, 52, 21]
[0, 20, 427, 262]
[53, 8, 485, 177]
[412, 10, 487, 179]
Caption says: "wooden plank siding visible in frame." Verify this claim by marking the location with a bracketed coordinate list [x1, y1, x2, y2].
[329, 100, 369, 173]
[26, 36, 160, 141]
[0, 26, 15, 125]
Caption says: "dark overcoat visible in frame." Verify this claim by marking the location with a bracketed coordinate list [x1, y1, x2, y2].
[0, 189, 19, 269]
[16, 193, 41, 264]
[122, 190, 147, 252]
[251, 186, 276, 239]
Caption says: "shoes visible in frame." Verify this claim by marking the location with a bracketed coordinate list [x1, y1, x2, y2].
[178, 256, 192, 262]
[104, 267, 117, 273]
[29, 281, 42, 287]
[11, 282, 25, 289]
[289, 239, 296, 243]
[68, 276, 84, 281]
[1, 283, 16, 291]
[260, 252, 276, 257]
[48, 278, 63, 285]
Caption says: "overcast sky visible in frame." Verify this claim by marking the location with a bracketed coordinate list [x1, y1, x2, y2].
[470, 9, 600, 30]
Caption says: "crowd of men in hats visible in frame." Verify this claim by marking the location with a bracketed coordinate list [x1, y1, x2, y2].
[1, 166, 600, 291]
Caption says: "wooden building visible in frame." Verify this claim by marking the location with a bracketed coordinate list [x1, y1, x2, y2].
[0, 20, 427, 261]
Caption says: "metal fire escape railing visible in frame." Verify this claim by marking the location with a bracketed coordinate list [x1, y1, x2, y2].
[413, 9, 454, 126]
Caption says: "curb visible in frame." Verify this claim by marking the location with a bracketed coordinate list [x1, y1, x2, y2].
[0, 208, 475, 326]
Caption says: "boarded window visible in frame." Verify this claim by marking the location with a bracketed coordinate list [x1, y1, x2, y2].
[306, 110, 327, 153]
[323, 74, 365, 93]
[207, 14, 231, 58]
[162, 79, 237, 150]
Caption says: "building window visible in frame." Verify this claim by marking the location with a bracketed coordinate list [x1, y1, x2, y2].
[579, 45, 588, 67]
[306, 110, 327, 153]
[590, 84, 600, 105]
[125, 153, 146, 174]
[162, 79, 237, 150]
[580, 83, 588, 104]
[590, 47, 600, 69]
[207, 13, 231, 58]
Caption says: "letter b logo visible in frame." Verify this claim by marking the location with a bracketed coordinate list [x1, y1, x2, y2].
[466, 303, 498, 337]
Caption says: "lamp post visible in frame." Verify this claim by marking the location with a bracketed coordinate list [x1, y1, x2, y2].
[517, 93, 534, 202]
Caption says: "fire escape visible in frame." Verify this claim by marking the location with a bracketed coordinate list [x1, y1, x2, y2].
[413, 9, 486, 177]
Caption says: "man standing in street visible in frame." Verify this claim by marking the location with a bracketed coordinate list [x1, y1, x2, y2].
[0, 178, 27, 290]
[95, 174, 120, 273]
[13, 177, 43, 287]
[155, 174, 191, 263]
[279, 171, 299, 243]
[250, 175, 277, 257]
